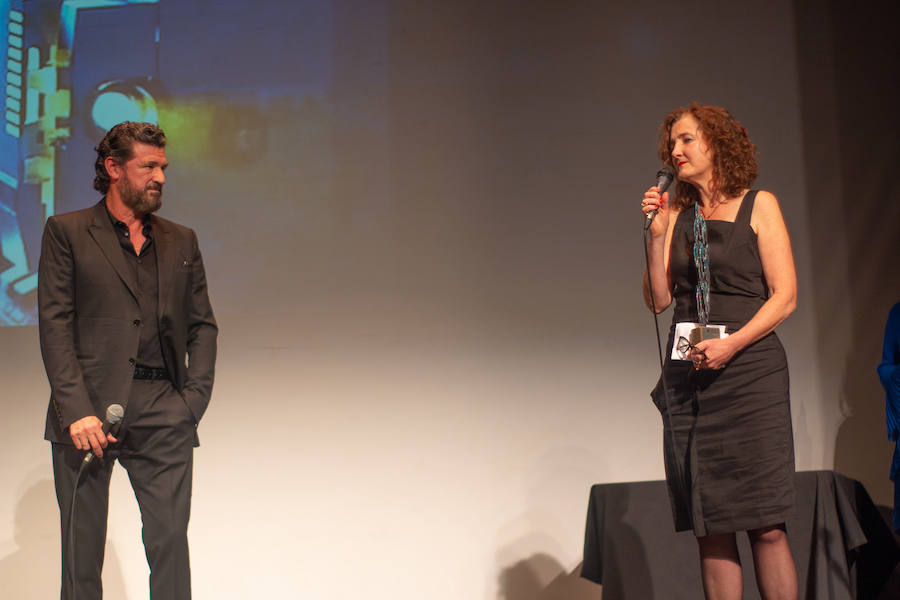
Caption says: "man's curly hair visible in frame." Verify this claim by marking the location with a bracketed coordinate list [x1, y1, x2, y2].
[657, 103, 758, 210]
[93, 122, 166, 194]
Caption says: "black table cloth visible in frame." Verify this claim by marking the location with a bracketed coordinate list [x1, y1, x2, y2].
[581, 471, 899, 599]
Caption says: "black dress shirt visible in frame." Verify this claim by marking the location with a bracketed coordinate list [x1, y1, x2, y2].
[105, 203, 166, 370]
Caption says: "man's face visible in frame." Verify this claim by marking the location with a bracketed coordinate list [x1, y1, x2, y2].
[116, 142, 167, 215]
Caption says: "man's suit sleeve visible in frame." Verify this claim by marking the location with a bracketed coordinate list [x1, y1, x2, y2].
[181, 229, 217, 423]
[38, 217, 95, 430]
[881, 303, 900, 442]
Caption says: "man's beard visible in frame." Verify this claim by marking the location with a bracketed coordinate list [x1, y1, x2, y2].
[118, 176, 162, 215]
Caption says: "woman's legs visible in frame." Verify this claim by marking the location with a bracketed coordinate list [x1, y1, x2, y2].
[748, 525, 797, 600]
[698, 532, 743, 600]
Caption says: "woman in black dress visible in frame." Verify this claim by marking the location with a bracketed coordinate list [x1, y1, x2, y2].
[641, 103, 798, 600]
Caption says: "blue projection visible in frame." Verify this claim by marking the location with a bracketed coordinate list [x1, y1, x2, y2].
[0, 0, 335, 325]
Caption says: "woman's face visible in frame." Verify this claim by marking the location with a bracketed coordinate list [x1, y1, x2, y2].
[669, 114, 713, 187]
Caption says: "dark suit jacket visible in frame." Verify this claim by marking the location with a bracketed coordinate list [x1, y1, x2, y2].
[38, 200, 217, 444]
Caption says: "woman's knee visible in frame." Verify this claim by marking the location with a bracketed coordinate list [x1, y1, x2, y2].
[697, 532, 739, 558]
[748, 524, 787, 546]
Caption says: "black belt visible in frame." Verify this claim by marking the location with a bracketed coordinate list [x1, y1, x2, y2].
[133, 365, 170, 380]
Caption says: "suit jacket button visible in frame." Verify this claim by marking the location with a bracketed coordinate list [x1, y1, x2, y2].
[133, 319, 141, 327]
[128, 358, 136, 366]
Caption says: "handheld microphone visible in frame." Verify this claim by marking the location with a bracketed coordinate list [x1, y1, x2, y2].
[644, 166, 676, 230]
[83, 404, 124, 464]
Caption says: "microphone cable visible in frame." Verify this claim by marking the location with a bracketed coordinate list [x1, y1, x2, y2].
[65, 404, 123, 600]
[642, 221, 691, 519]
[67, 458, 90, 600]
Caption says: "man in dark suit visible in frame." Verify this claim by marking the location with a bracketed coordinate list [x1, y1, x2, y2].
[38, 122, 217, 600]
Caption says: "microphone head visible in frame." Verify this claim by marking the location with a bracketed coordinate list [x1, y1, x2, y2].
[656, 165, 676, 193]
[105, 404, 125, 425]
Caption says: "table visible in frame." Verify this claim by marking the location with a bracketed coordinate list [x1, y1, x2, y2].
[581, 471, 899, 599]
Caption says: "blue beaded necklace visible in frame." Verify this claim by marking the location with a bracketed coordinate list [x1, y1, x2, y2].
[693, 203, 710, 325]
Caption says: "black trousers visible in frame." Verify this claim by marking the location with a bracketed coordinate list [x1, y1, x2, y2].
[52, 379, 196, 600]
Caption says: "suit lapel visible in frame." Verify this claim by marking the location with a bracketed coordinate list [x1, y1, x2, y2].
[87, 202, 139, 301]
[154, 215, 177, 316]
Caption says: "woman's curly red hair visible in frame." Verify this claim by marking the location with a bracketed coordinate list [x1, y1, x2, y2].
[657, 103, 758, 210]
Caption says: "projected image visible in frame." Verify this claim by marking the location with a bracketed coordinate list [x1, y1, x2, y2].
[0, 0, 344, 325]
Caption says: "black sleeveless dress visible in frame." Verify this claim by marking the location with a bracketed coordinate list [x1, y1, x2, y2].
[651, 190, 795, 537]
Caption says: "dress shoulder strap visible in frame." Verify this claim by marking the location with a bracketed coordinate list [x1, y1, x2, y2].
[736, 189, 757, 229]
[724, 189, 758, 252]
[674, 203, 695, 231]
